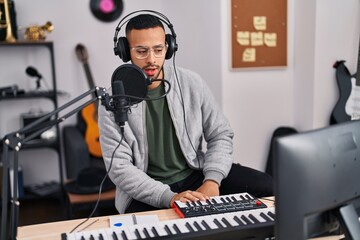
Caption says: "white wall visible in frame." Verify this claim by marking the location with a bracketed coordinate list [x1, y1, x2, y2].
[0, 0, 359, 185]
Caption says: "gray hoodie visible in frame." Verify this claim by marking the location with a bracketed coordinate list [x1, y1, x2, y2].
[98, 65, 234, 213]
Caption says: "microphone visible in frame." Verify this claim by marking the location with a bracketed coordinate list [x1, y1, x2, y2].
[109, 64, 151, 128]
[26, 66, 43, 89]
[26, 66, 42, 79]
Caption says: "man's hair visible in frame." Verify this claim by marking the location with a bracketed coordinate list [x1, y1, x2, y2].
[125, 14, 165, 35]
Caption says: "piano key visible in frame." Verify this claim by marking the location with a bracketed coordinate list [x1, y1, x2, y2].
[201, 215, 220, 230]
[241, 214, 254, 225]
[213, 218, 225, 229]
[152, 222, 169, 237]
[170, 220, 190, 234]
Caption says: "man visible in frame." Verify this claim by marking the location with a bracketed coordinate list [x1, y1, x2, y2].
[98, 13, 273, 214]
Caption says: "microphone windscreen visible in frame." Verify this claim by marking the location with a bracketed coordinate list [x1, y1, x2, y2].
[111, 64, 149, 105]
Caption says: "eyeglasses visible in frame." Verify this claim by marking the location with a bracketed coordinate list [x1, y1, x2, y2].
[130, 44, 168, 59]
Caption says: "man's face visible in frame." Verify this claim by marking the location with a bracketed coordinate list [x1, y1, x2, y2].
[127, 27, 167, 81]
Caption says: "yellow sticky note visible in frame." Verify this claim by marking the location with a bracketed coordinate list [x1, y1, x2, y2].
[250, 32, 263, 46]
[264, 33, 277, 47]
[242, 48, 256, 62]
[236, 31, 250, 45]
[253, 16, 266, 30]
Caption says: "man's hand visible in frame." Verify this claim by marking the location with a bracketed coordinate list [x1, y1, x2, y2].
[196, 180, 220, 197]
[170, 190, 209, 207]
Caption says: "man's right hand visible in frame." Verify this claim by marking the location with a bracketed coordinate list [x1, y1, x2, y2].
[169, 190, 209, 207]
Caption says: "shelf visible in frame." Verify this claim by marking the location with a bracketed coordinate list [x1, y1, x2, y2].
[0, 91, 56, 100]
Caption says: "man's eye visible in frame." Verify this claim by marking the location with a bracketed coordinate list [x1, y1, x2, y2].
[154, 48, 163, 54]
[136, 49, 148, 54]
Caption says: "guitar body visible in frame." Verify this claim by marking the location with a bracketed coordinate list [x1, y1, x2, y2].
[75, 44, 102, 158]
[81, 103, 102, 158]
[330, 61, 353, 124]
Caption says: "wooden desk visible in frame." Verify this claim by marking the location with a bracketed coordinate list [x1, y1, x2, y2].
[16, 198, 342, 240]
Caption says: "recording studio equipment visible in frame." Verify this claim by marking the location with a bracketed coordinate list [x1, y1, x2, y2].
[1, 86, 107, 240]
[61, 206, 275, 240]
[113, 10, 178, 62]
[0, 84, 20, 97]
[172, 192, 267, 218]
[26, 66, 43, 89]
[274, 120, 360, 239]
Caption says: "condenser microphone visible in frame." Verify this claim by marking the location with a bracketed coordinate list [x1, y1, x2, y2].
[110, 64, 151, 128]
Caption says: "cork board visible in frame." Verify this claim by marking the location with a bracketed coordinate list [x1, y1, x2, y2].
[231, 0, 287, 68]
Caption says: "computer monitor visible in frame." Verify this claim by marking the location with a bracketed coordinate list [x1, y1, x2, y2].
[273, 120, 360, 239]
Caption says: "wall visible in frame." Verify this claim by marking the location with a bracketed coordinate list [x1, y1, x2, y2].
[0, 0, 359, 185]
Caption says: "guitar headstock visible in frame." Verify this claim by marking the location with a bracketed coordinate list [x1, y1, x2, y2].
[75, 43, 88, 64]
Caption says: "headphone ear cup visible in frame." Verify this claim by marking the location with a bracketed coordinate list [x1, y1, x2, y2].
[165, 34, 177, 60]
[117, 37, 131, 62]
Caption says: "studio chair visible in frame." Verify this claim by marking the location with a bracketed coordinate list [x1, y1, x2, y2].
[62, 115, 116, 219]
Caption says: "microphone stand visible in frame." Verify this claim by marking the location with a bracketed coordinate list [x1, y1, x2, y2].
[1, 86, 107, 240]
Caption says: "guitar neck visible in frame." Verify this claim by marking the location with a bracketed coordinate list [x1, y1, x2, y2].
[83, 63, 96, 97]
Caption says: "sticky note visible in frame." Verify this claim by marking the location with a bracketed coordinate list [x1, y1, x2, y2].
[242, 48, 256, 62]
[253, 16, 267, 30]
[250, 32, 263, 46]
[237, 31, 250, 45]
[264, 33, 277, 47]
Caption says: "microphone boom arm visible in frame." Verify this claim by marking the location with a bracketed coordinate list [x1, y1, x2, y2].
[1, 86, 107, 240]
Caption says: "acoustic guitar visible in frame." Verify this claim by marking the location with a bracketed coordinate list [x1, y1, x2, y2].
[75, 43, 102, 158]
[330, 48, 360, 124]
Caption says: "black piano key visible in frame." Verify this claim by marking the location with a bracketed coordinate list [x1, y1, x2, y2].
[99, 233, 104, 240]
[143, 227, 151, 238]
[245, 194, 252, 199]
[220, 197, 226, 203]
[90, 235, 95, 240]
[81, 236, 85, 240]
[61, 233, 67, 240]
[121, 230, 128, 240]
[260, 212, 273, 222]
[112, 231, 119, 240]
[185, 222, 195, 232]
[268, 211, 276, 219]
[231, 196, 237, 201]
[193, 221, 203, 231]
[225, 197, 232, 202]
[221, 217, 232, 227]
[151, 226, 160, 237]
[213, 218, 224, 229]
[233, 216, 245, 226]
[134, 229, 142, 239]
[248, 214, 261, 224]
[186, 202, 191, 207]
[240, 195, 246, 200]
[164, 224, 173, 235]
[241, 215, 253, 224]
[201, 220, 211, 230]
[173, 224, 182, 234]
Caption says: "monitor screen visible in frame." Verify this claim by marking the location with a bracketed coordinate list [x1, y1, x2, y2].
[273, 120, 360, 239]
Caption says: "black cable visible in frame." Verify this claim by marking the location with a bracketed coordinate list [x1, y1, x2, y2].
[69, 132, 124, 233]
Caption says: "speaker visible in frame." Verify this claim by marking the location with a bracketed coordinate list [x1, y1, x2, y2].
[113, 10, 178, 62]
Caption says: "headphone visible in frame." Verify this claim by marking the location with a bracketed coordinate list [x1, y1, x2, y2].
[113, 10, 178, 62]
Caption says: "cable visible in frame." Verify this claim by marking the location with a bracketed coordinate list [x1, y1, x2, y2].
[171, 52, 201, 169]
[69, 132, 124, 233]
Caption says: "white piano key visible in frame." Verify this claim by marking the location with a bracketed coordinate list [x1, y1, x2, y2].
[174, 200, 188, 208]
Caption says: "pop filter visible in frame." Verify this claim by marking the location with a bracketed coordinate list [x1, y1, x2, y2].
[111, 64, 150, 106]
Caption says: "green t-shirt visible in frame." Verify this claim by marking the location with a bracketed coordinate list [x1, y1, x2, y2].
[146, 83, 193, 184]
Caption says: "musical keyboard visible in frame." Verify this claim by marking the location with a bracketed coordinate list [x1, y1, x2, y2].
[172, 192, 267, 218]
[61, 207, 275, 240]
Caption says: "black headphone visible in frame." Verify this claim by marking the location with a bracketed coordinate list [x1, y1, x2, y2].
[113, 10, 178, 62]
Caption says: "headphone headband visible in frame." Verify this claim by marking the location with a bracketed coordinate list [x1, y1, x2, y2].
[113, 10, 178, 62]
